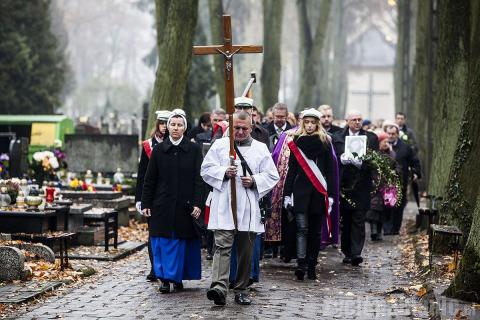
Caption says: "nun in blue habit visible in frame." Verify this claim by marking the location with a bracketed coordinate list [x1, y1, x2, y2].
[141, 109, 204, 293]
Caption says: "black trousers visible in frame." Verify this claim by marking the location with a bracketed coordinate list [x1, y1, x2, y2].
[296, 212, 322, 267]
[206, 230, 214, 255]
[340, 209, 366, 257]
[392, 204, 406, 234]
[281, 208, 297, 261]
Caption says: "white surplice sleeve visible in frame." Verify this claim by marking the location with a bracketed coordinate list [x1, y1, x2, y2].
[201, 139, 229, 191]
[252, 142, 280, 198]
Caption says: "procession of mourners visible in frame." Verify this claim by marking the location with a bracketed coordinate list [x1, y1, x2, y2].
[136, 98, 421, 305]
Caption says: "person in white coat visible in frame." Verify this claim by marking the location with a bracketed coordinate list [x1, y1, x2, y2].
[201, 111, 279, 306]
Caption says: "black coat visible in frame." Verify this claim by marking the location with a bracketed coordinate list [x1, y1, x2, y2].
[333, 128, 379, 211]
[141, 138, 203, 239]
[283, 136, 337, 215]
[135, 138, 161, 202]
[392, 139, 421, 190]
[251, 124, 270, 148]
[326, 124, 343, 135]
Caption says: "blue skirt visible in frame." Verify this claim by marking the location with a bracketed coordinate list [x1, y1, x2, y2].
[150, 237, 201, 283]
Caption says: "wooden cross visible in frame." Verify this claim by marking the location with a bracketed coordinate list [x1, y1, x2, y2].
[193, 15, 263, 229]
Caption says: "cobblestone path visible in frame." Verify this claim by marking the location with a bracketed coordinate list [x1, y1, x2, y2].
[15, 206, 428, 319]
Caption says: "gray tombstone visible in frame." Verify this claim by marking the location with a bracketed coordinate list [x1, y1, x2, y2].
[0, 246, 27, 281]
[9, 243, 55, 263]
[64, 134, 139, 173]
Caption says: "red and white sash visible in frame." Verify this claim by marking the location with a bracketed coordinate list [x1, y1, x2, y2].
[287, 140, 332, 237]
[143, 139, 153, 159]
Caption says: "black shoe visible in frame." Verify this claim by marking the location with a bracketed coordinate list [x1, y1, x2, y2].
[173, 282, 183, 292]
[295, 268, 305, 280]
[228, 282, 235, 290]
[234, 293, 252, 305]
[207, 288, 226, 306]
[351, 256, 363, 266]
[371, 234, 379, 241]
[342, 256, 352, 264]
[206, 253, 213, 260]
[146, 271, 156, 282]
[247, 278, 255, 287]
[307, 267, 317, 280]
[159, 281, 170, 294]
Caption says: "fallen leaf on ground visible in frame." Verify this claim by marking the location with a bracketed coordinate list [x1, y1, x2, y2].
[416, 287, 427, 297]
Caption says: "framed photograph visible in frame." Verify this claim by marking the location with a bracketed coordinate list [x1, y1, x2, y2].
[345, 135, 367, 158]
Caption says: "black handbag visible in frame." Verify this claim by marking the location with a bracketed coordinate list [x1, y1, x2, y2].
[234, 144, 272, 224]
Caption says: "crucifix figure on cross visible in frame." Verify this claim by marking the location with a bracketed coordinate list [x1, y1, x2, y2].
[193, 15, 263, 229]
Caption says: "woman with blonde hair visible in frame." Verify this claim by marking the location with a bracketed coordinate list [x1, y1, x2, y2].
[283, 108, 337, 280]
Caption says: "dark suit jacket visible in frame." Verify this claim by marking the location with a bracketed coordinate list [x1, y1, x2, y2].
[333, 128, 379, 211]
[392, 139, 421, 189]
[266, 122, 292, 137]
[326, 124, 343, 135]
[267, 122, 292, 148]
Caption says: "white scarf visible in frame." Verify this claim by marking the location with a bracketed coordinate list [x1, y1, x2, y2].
[169, 136, 183, 146]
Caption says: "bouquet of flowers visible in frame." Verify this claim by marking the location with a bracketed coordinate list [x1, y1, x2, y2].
[361, 150, 403, 207]
[31, 150, 66, 185]
[0, 154, 9, 179]
[341, 149, 402, 208]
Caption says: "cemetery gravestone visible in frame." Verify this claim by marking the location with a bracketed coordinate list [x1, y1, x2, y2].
[0, 246, 27, 281]
[64, 134, 138, 173]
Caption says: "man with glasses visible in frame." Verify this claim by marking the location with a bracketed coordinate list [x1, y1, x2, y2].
[333, 110, 379, 266]
[266, 102, 292, 147]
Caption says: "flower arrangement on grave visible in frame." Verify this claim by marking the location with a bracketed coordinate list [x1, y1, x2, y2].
[30, 149, 67, 185]
[340, 149, 402, 208]
[0, 178, 20, 204]
[0, 154, 9, 179]
[69, 178, 96, 192]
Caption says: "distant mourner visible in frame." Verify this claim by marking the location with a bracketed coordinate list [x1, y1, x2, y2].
[333, 110, 379, 267]
[135, 109, 171, 282]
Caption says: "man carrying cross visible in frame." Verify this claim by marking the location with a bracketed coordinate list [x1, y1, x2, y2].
[201, 111, 279, 305]
[194, 14, 277, 306]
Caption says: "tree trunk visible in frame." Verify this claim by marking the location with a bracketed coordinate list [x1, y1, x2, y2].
[208, 0, 225, 106]
[148, 0, 198, 134]
[296, 0, 331, 110]
[428, 0, 470, 229]
[261, 0, 284, 111]
[184, 19, 216, 122]
[328, 0, 347, 117]
[412, 0, 433, 189]
[445, 192, 480, 302]
[394, 0, 406, 113]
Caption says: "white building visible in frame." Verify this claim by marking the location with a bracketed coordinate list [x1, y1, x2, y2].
[346, 25, 396, 122]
